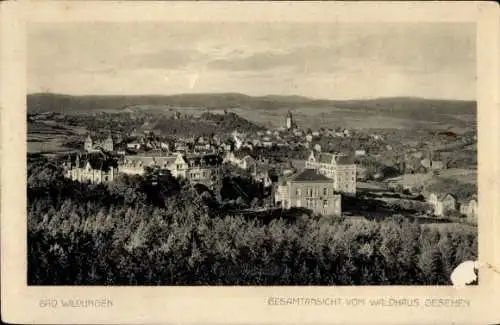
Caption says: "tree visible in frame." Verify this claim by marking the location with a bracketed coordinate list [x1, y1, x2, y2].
[250, 197, 262, 209]
[235, 196, 248, 209]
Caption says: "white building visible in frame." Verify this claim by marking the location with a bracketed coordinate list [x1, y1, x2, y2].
[305, 151, 357, 194]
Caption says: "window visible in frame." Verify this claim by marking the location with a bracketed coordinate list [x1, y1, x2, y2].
[323, 200, 328, 208]
[323, 187, 327, 196]
[296, 188, 301, 196]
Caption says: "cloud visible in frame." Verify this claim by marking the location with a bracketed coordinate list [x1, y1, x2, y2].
[119, 49, 202, 70]
[27, 22, 476, 100]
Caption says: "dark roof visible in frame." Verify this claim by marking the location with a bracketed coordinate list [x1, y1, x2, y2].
[429, 192, 457, 201]
[185, 154, 223, 167]
[68, 152, 118, 171]
[318, 153, 335, 164]
[337, 155, 355, 165]
[290, 169, 332, 182]
[233, 149, 253, 159]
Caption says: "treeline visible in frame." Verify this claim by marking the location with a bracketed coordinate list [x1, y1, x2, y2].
[28, 162, 477, 286]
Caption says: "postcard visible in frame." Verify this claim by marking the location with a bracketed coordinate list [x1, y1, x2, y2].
[1, 1, 499, 324]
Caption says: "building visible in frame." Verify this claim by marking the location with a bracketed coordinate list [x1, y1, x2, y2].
[183, 153, 224, 190]
[305, 151, 357, 194]
[459, 196, 478, 223]
[119, 154, 177, 176]
[274, 169, 341, 216]
[428, 192, 457, 216]
[64, 152, 118, 184]
[224, 151, 257, 172]
[355, 149, 366, 157]
[84, 134, 114, 152]
[285, 110, 296, 130]
[119, 152, 223, 190]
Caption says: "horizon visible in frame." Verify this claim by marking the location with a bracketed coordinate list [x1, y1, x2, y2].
[27, 91, 476, 103]
[28, 22, 476, 100]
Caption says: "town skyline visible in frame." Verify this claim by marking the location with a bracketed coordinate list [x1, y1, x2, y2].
[28, 22, 476, 101]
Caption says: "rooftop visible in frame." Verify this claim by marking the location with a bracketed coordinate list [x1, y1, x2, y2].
[290, 169, 333, 182]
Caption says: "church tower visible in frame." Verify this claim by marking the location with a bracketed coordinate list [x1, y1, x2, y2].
[84, 135, 93, 152]
[286, 110, 295, 130]
[103, 133, 114, 152]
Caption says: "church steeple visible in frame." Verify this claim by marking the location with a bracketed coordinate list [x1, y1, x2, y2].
[286, 110, 295, 130]
[103, 132, 114, 152]
[84, 134, 93, 152]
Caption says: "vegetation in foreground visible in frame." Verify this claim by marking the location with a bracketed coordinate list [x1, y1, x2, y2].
[28, 159, 477, 286]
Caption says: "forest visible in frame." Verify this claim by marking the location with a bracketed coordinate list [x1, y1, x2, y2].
[27, 156, 477, 286]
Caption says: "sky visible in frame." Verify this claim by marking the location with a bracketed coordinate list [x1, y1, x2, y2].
[28, 22, 476, 100]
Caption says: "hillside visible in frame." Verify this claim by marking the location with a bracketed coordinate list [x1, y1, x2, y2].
[27, 93, 476, 117]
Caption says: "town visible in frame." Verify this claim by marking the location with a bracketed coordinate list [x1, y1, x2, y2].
[29, 106, 478, 226]
[24, 18, 479, 288]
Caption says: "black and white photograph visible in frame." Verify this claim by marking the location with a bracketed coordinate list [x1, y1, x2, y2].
[24, 19, 481, 287]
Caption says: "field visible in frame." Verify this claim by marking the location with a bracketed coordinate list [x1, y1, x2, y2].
[386, 168, 477, 189]
[28, 93, 477, 131]
[28, 120, 87, 154]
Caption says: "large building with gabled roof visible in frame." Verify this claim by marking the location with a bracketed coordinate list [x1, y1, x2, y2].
[305, 150, 357, 194]
[63, 152, 118, 184]
[119, 152, 223, 191]
[274, 168, 341, 215]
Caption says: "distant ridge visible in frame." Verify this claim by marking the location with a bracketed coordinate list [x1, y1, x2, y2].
[27, 92, 476, 117]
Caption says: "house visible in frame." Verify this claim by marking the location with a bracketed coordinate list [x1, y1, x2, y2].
[84, 134, 114, 152]
[160, 142, 170, 151]
[252, 139, 262, 147]
[242, 142, 254, 150]
[253, 170, 273, 194]
[293, 129, 304, 137]
[183, 153, 224, 189]
[355, 149, 366, 157]
[428, 193, 457, 216]
[282, 168, 296, 176]
[459, 197, 478, 223]
[305, 150, 357, 194]
[120, 152, 223, 189]
[430, 160, 445, 171]
[64, 152, 118, 184]
[221, 143, 232, 152]
[421, 158, 446, 171]
[274, 169, 341, 216]
[120, 153, 178, 176]
[224, 151, 256, 171]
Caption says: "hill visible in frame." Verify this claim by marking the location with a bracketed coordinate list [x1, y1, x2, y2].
[27, 93, 476, 116]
